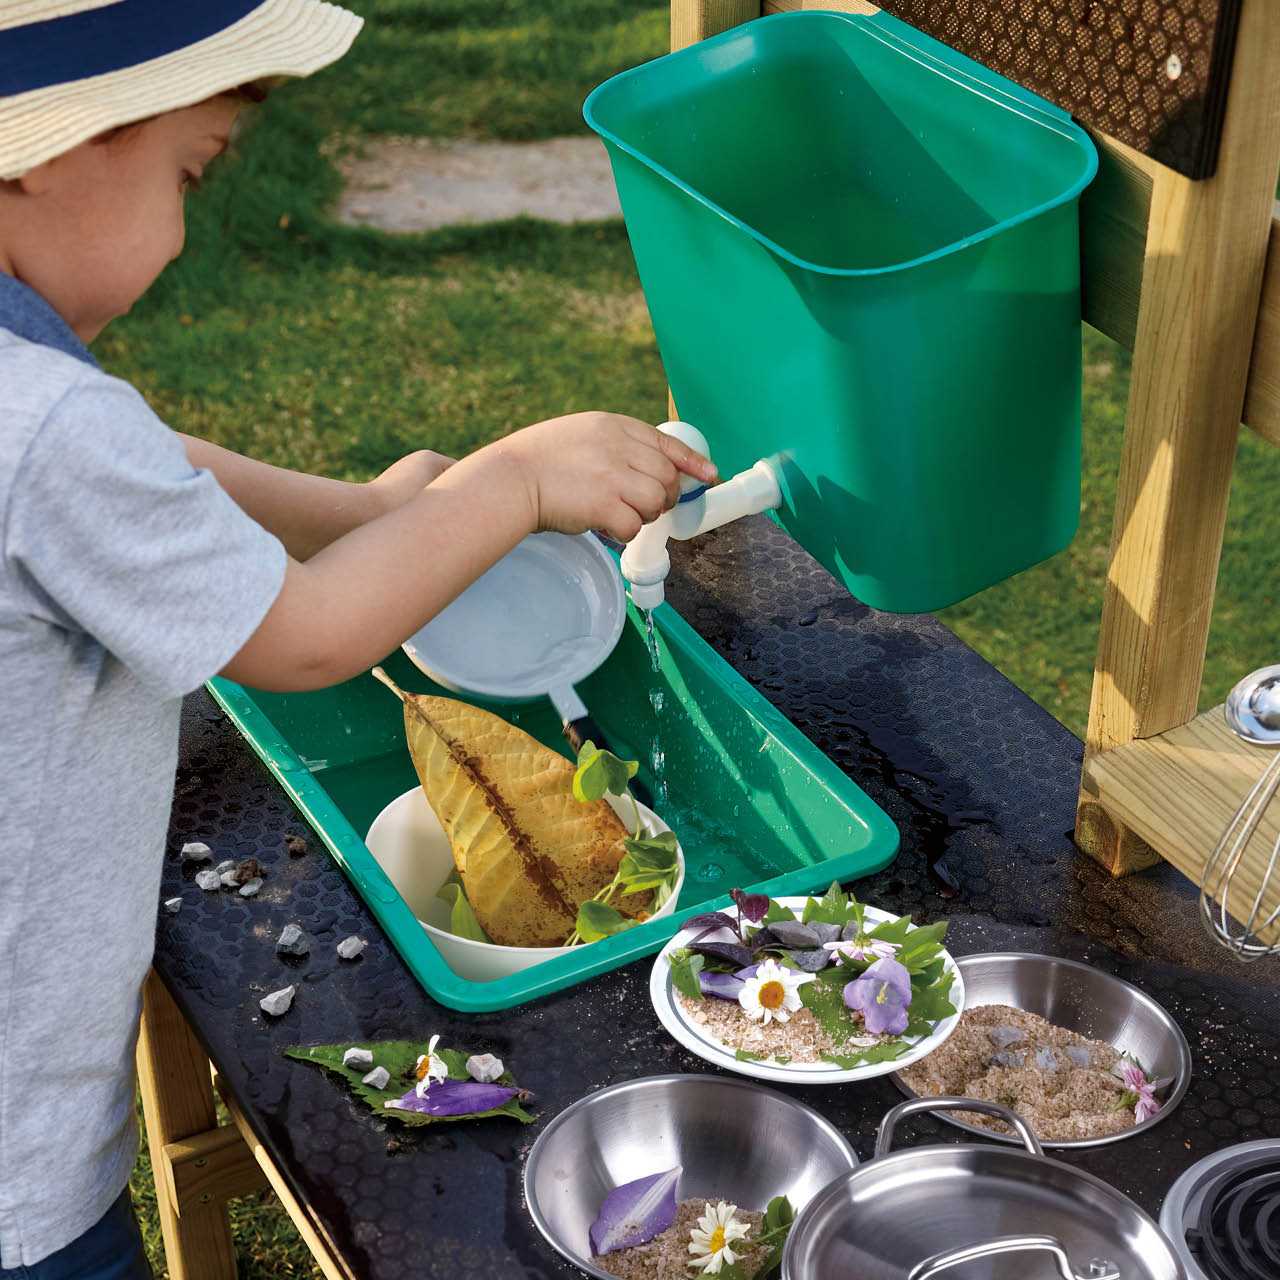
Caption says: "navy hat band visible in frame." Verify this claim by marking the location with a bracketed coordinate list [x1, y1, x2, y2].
[0, 0, 268, 97]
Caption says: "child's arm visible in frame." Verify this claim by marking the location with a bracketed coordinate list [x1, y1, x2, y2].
[220, 412, 716, 693]
[181, 435, 453, 560]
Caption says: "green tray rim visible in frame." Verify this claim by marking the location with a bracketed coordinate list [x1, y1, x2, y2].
[207, 601, 899, 1013]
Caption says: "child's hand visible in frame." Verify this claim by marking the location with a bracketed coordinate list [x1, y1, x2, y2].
[485, 412, 718, 542]
[369, 449, 455, 511]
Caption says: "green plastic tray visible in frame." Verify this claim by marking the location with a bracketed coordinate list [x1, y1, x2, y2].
[209, 601, 897, 1011]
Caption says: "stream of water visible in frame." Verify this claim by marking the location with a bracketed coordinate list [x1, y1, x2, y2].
[641, 609, 669, 807]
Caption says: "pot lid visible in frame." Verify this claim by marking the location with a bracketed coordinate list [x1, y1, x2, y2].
[783, 1099, 1187, 1280]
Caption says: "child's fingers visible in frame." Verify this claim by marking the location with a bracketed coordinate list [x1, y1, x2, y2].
[601, 502, 644, 543]
[656, 430, 718, 484]
[621, 473, 671, 525]
[625, 443, 681, 508]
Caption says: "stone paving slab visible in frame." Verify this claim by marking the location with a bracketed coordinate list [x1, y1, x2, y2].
[336, 136, 622, 232]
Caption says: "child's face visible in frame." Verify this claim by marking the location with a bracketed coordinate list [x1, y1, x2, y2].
[1, 97, 243, 341]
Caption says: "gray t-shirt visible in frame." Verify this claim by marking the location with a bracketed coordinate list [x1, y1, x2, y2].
[0, 278, 287, 1267]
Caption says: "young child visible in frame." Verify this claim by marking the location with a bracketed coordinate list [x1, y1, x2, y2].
[0, 3, 716, 1274]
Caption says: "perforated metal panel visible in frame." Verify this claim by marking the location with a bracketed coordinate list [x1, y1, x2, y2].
[876, 0, 1242, 178]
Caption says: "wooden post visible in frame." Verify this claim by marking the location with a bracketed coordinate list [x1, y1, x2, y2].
[1076, 0, 1280, 875]
[671, 0, 759, 51]
[136, 971, 239, 1280]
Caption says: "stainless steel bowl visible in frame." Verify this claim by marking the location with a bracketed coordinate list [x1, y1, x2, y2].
[891, 952, 1192, 1148]
[523, 1073, 858, 1278]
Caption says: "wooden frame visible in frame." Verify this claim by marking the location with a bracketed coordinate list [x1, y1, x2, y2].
[675, 0, 1280, 935]
[137, 971, 349, 1280]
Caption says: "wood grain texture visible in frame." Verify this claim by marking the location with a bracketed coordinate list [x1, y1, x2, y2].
[136, 971, 238, 1280]
[1077, 0, 1280, 873]
[164, 1127, 269, 1217]
[1244, 205, 1280, 447]
[1084, 707, 1280, 945]
[672, 0, 760, 50]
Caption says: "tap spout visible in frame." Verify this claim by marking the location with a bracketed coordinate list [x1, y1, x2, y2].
[621, 423, 782, 609]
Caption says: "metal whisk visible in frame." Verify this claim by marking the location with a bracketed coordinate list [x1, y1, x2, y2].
[1201, 665, 1280, 961]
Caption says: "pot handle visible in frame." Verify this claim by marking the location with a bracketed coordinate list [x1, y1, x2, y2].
[874, 1096, 1043, 1158]
[908, 1235, 1120, 1280]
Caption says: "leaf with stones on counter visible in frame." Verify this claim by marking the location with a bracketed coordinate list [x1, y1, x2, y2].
[284, 1041, 533, 1126]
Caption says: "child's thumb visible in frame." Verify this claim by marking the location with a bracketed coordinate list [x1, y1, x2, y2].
[657, 432, 718, 484]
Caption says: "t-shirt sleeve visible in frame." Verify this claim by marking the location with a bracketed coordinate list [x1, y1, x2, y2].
[5, 375, 288, 698]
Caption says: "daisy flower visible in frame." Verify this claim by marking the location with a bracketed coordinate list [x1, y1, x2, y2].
[823, 935, 900, 964]
[737, 957, 815, 1025]
[687, 1200, 750, 1274]
[414, 1034, 448, 1097]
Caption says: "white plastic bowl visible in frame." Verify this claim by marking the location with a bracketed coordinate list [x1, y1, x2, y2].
[365, 787, 685, 983]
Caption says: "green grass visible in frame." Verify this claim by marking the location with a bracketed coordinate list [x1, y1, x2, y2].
[99, 0, 1280, 1271]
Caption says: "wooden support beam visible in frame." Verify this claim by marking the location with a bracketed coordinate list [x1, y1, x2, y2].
[1076, 0, 1280, 874]
[1243, 205, 1280, 449]
[213, 1074, 353, 1280]
[672, 0, 760, 50]
[136, 971, 239, 1280]
[1085, 707, 1280, 946]
[162, 1127, 269, 1217]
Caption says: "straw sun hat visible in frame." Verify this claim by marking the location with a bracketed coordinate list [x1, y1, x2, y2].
[0, 0, 363, 180]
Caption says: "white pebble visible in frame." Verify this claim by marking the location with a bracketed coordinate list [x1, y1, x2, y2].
[180, 842, 212, 862]
[342, 1047, 374, 1071]
[219, 870, 240, 888]
[195, 869, 221, 891]
[259, 985, 296, 1017]
[214, 859, 237, 875]
[276, 924, 309, 956]
[336, 935, 366, 960]
[163, 897, 183, 914]
[238, 878, 263, 898]
[466, 1053, 504, 1083]
[362, 1066, 390, 1089]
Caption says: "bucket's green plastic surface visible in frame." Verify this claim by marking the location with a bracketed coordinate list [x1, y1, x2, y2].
[585, 10, 1099, 612]
[210, 601, 897, 1012]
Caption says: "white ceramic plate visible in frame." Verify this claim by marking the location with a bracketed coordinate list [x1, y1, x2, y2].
[366, 786, 684, 983]
[649, 898, 964, 1085]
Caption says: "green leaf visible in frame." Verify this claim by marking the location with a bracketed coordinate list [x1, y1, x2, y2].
[618, 833, 680, 892]
[734, 1048, 764, 1062]
[763, 899, 798, 924]
[435, 880, 489, 943]
[283, 1040, 533, 1126]
[907, 969, 957, 1026]
[762, 1195, 795, 1236]
[572, 740, 639, 803]
[622, 831, 679, 866]
[575, 899, 639, 943]
[802, 881, 859, 926]
[867, 915, 914, 946]
[820, 1040, 911, 1071]
[800, 967, 855, 1041]
[669, 947, 704, 999]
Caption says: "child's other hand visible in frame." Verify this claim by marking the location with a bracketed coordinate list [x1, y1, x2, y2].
[369, 449, 455, 513]
[487, 412, 718, 542]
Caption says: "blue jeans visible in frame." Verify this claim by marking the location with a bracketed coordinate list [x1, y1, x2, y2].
[1, 1192, 151, 1280]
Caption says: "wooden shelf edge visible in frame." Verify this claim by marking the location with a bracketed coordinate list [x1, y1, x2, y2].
[1084, 705, 1280, 945]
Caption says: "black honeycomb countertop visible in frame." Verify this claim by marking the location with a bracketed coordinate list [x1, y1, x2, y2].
[156, 517, 1280, 1278]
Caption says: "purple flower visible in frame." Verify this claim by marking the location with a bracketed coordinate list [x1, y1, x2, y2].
[1121, 1063, 1161, 1124]
[384, 1079, 518, 1117]
[589, 1167, 681, 1255]
[698, 971, 746, 1001]
[824, 936, 901, 964]
[842, 957, 913, 1035]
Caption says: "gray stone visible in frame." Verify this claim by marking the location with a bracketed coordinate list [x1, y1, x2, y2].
[259, 985, 296, 1017]
[335, 136, 621, 234]
[195, 869, 221, 891]
[180, 841, 212, 863]
[214, 859, 236, 875]
[276, 924, 309, 956]
[362, 1066, 390, 1090]
[342, 1047, 374, 1071]
[238, 878, 263, 898]
[219, 870, 240, 888]
[163, 897, 183, 914]
[336, 935, 366, 960]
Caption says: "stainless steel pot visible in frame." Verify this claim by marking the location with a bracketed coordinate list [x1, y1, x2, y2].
[782, 1098, 1187, 1280]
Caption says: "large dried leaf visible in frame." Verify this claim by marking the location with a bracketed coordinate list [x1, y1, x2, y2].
[374, 672, 641, 946]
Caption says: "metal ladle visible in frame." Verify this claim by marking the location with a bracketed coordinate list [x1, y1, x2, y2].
[1200, 664, 1280, 960]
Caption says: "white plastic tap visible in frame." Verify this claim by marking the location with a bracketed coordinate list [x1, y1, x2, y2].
[621, 421, 783, 610]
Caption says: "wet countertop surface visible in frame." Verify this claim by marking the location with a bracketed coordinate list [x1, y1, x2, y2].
[156, 518, 1280, 1278]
